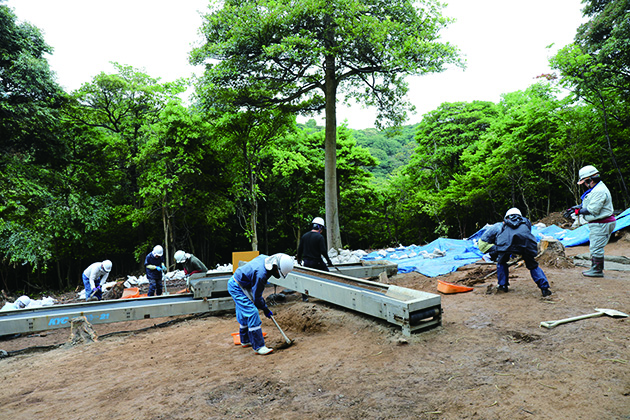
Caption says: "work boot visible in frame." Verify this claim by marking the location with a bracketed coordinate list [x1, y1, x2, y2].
[582, 257, 604, 277]
[541, 288, 552, 297]
[497, 285, 509, 293]
[254, 346, 273, 355]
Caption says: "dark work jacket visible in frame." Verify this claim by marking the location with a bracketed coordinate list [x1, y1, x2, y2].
[495, 214, 538, 258]
[183, 254, 208, 275]
[144, 252, 164, 281]
[297, 231, 332, 265]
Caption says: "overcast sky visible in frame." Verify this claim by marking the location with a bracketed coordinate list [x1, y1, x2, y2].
[7, 0, 586, 129]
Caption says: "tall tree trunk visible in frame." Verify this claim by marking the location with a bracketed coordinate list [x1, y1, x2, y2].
[249, 171, 259, 251]
[323, 13, 342, 250]
[161, 198, 170, 268]
[250, 199, 258, 251]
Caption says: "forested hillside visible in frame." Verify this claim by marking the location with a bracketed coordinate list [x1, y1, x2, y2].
[1, 0, 628, 294]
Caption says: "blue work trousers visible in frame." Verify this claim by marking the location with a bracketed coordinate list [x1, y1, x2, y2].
[148, 277, 163, 296]
[496, 263, 549, 290]
[228, 278, 265, 350]
[83, 274, 102, 301]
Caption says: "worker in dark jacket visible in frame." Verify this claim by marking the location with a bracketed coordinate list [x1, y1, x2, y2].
[174, 250, 208, 276]
[297, 217, 333, 301]
[491, 208, 552, 297]
[228, 253, 294, 355]
[144, 245, 166, 296]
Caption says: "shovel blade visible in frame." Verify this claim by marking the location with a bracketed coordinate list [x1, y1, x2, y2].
[595, 308, 629, 318]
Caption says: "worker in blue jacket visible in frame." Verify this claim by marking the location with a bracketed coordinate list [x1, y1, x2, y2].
[490, 208, 552, 297]
[144, 245, 166, 296]
[228, 253, 294, 355]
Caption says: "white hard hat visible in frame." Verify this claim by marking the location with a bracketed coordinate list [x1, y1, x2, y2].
[16, 295, 31, 309]
[174, 250, 186, 263]
[505, 207, 522, 218]
[277, 254, 294, 278]
[102, 260, 112, 272]
[312, 217, 325, 227]
[264, 253, 294, 278]
[578, 165, 599, 185]
[153, 245, 164, 257]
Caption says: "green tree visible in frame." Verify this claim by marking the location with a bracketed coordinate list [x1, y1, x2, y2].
[210, 109, 296, 251]
[402, 101, 497, 237]
[0, 4, 65, 163]
[134, 101, 233, 267]
[451, 84, 565, 226]
[550, 0, 630, 205]
[66, 63, 187, 264]
[191, 0, 462, 249]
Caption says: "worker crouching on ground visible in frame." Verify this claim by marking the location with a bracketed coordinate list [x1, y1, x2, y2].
[483, 208, 552, 297]
[228, 253, 294, 355]
[82, 260, 112, 301]
[174, 250, 208, 276]
[297, 217, 334, 302]
[572, 165, 616, 277]
[144, 245, 166, 296]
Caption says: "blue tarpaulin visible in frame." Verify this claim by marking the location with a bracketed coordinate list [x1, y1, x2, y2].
[362, 207, 630, 278]
[361, 238, 484, 277]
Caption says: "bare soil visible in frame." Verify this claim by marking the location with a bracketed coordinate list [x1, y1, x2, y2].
[1, 240, 629, 420]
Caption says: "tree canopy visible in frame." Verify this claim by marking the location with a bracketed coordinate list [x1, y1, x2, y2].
[191, 0, 462, 249]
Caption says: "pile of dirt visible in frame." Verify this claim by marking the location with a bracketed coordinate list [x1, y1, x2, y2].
[452, 265, 497, 286]
[537, 250, 575, 268]
[536, 210, 572, 227]
[275, 303, 330, 334]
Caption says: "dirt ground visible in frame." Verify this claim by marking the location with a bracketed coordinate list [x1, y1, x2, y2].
[1, 237, 629, 419]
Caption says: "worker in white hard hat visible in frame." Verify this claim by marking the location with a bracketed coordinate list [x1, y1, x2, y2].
[82, 260, 113, 301]
[296, 217, 334, 301]
[227, 253, 294, 355]
[144, 245, 166, 296]
[483, 208, 552, 297]
[571, 165, 616, 277]
[174, 250, 208, 276]
[0, 295, 31, 311]
[15, 295, 31, 309]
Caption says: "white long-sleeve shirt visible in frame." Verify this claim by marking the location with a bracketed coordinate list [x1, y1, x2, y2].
[83, 262, 110, 289]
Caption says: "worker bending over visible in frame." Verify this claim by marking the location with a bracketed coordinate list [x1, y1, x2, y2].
[83, 260, 112, 301]
[228, 253, 294, 355]
[174, 250, 208, 276]
[483, 208, 552, 297]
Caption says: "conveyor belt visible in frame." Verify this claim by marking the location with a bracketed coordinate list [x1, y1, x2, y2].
[0, 262, 438, 337]
[0, 294, 234, 336]
[270, 267, 441, 336]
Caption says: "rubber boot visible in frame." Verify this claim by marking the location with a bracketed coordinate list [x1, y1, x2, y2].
[255, 346, 273, 355]
[582, 257, 604, 278]
[249, 327, 266, 351]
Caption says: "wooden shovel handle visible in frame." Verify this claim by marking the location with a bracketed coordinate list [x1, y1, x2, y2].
[540, 311, 604, 329]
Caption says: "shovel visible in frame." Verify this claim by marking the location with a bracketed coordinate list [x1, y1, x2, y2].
[540, 308, 628, 329]
[330, 263, 343, 274]
[270, 315, 293, 345]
